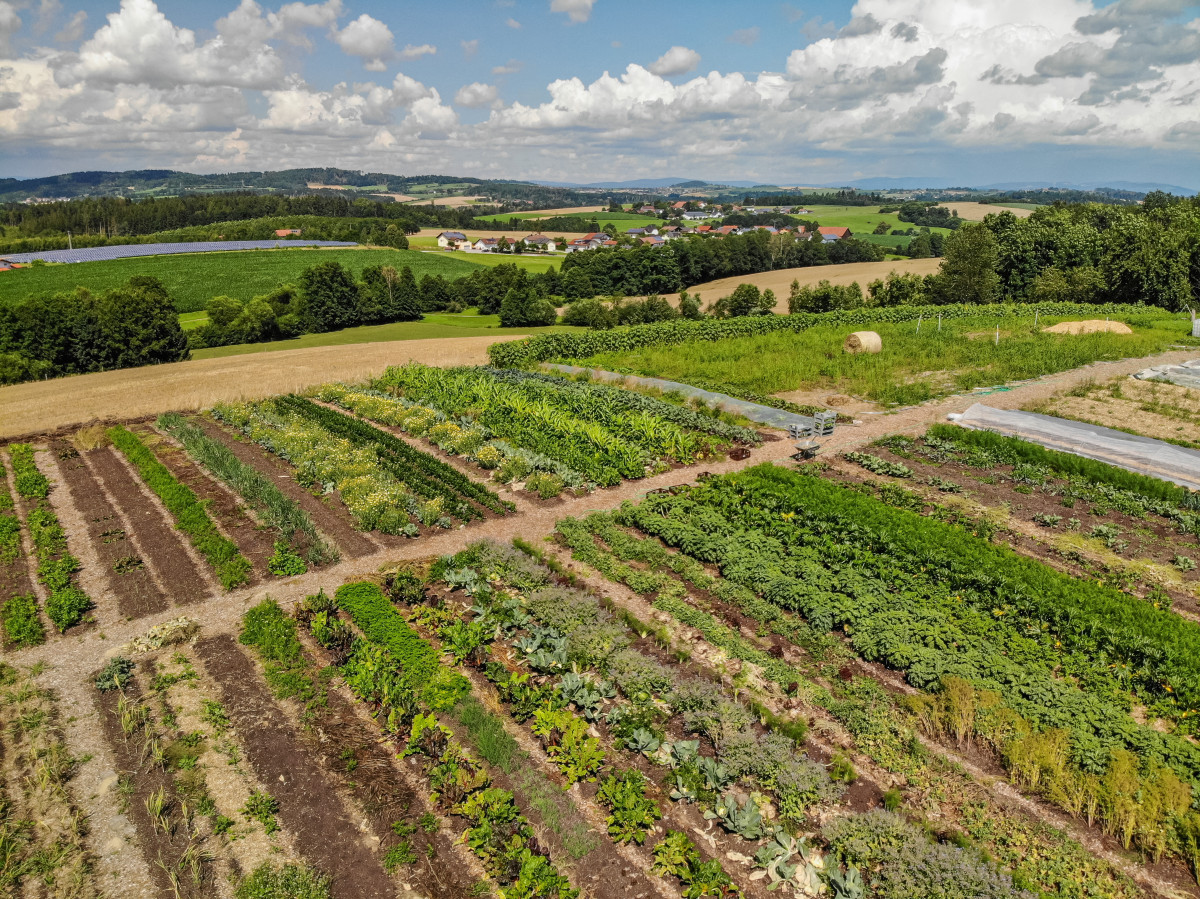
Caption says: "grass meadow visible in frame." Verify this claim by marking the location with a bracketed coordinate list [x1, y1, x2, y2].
[580, 312, 1195, 406]
[0, 247, 487, 313]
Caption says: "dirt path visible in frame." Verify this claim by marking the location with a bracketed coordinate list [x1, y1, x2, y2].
[195, 634, 398, 899]
[0, 335, 523, 440]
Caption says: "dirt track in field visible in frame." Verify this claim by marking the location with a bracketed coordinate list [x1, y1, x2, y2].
[0, 335, 520, 440]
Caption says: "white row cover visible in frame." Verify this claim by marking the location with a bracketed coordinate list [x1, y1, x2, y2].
[949, 403, 1200, 491]
[1133, 359, 1200, 391]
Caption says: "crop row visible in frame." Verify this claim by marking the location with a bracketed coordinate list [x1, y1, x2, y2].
[371, 364, 740, 487]
[315, 382, 588, 493]
[214, 400, 464, 535]
[0, 452, 21, 570]
[441, 539, 1040, 899]
[275, 394, 512, 516]
[588, 465, 1200, 868]
[487, 301, 1155, 367]
[108, 426, 251, 590]
[156, 413, 338, 567]
[551, 511, 1158, 895]
[303, 582, 580, 898]
[6, 444, 91, 638]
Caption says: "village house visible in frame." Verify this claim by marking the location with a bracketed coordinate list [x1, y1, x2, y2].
[437, 231, 468, 248]
[472, 237, 500, 252]
[681, 209, 715, 221]
[637, 205, 657, 214]
[817, 226, 852, 242]
[274, 228, 302, 237]
[640, 235, 666, 247]
[523, 233, 553, 249]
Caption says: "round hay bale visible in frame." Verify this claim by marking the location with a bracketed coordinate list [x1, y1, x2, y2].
[844, 331, 882, 354]
[1042, 319, 1133, 335]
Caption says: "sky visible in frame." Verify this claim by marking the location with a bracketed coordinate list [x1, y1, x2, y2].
[0, 0, 1198, 188]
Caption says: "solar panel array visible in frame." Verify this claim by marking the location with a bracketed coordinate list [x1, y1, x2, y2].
[0, 240, 358, 265]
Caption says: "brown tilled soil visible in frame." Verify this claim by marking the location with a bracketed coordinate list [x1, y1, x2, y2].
[135, 426, 275, 580]
[87, 446, 209, 610]
[96, 677, 212, 898]
[51, 439, 169, 619]
[193, 416, 379, 560]
[194, 634, 396, 899]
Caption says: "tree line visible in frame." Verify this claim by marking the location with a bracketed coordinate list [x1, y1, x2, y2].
[0, 276, 188, 384]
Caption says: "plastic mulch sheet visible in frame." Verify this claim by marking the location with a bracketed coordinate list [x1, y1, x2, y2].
[950, 403, 1200, 491]
[545, 364, 826, 432]
[1133, 359, 1200, 391]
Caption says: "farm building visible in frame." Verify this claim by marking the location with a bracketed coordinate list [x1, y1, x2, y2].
[437, 231, 468, 248]
[818, 226, 852, 242]
[274, 228, 302, 237]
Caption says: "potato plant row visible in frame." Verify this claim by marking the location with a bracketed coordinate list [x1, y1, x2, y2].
[571, 464, 1200, 876]
[369, 364, 741, 487]
[553, 510, 1152, 897]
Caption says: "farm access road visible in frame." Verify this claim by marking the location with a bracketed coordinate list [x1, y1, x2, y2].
[0, 334, 521, 439]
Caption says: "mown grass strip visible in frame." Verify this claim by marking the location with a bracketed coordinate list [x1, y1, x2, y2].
[107, 425, 250, 590]
[157, 412, 338, 566]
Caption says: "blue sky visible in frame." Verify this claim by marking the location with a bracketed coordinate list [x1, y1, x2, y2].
[1, 0, 1198, 188]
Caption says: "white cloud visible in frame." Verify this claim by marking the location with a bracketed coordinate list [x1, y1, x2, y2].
[56, 0, 289, 88]
[550, 0, 596, 23]
[0, 3, 20, 57]
[454, 81, 498, 107]
[648, 45, 700, 77]
[505, 17, 520, 28]
[334, 13, 394, 71]
[461, 38, 478, 57]
[399, 42, 436, 60]
[55, 9, 85, 42]
[390, 72, 434, 104]
[492, 59, 522, 75]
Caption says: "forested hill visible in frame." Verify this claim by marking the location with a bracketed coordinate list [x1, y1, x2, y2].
[0, 168, 594, 206]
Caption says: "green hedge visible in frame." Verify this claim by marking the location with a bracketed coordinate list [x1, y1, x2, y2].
[334, 582, 468, 710]
[487, 301, 1156, 368]
[108, 425, 250, 590]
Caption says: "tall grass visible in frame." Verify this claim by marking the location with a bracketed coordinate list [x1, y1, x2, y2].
[583, 313, 1192, 405]
[157, 413, 337, 566]
[107, 425, 251, 590]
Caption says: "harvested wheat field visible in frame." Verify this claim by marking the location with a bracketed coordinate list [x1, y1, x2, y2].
[663, 256, 942, 309]
[0, 335, 518, 439]
[941, 201, 1034, 221]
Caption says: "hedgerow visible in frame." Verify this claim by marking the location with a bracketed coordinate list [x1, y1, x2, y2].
[108, 425, 251, 590]
[487, 301, 1153, 368]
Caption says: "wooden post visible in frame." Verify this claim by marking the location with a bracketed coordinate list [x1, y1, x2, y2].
[994, 326, 999, 346]
[917, 314, 922, 334]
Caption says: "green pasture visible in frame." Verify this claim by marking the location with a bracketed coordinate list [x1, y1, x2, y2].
[794, 205, 955, 238]
[579, 312, 1194, 406]
[0, 247, 487, 314]
[191, 311, 580, 360]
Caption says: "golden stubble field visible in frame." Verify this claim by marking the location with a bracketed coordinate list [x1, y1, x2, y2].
[941, 202, 1034, 221]
[669, 257, 943, 310]
[0, 335, 519, 439]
